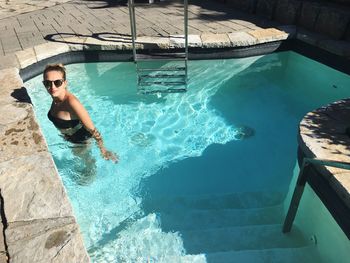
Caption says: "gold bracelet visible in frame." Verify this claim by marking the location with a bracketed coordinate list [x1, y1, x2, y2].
[91, 128, 102, 140]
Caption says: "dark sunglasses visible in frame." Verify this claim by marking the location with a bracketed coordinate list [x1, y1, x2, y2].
[42, 79, 65, 89]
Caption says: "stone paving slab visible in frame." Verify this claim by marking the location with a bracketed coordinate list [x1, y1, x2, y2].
[201, 33, 231, 48]
[0, 68, 23, 105]
[0, 0, 72, 20]
[248, 28, 289, 43]
[0, 152, 74, 222]
[0, 106, 47, 161]
[169, 34, 202, 47]
[0, 253, 6, 263]
[7, 217, 89, 263]
[228, 31, 257, 47]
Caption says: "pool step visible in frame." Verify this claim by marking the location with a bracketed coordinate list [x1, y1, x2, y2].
[90, 212, 319, 263]
[205, 246, 321, 263]
[159, 205, 284, 231]
[156, 246, 320, 263]
[142, 191, 285, 212]
[180, 224, 311, 254]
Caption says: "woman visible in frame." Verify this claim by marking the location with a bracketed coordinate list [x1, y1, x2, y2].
[43, 64, 118, 163]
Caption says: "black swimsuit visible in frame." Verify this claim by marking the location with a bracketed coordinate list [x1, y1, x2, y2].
[48, 111, 92, 143]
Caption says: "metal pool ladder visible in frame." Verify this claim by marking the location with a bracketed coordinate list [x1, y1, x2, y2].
[128, 0, 189, 94]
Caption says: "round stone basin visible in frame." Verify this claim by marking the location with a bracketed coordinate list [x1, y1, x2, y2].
[299, 98, 350, 208]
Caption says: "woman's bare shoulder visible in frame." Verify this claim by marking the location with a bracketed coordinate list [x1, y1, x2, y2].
[65, 92, 88, 116]
[66, 92, 81, 105]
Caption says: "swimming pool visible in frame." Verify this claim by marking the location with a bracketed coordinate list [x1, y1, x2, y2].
[26, 51, 350, 262]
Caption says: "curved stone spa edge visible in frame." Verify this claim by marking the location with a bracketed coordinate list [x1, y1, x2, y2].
[298, 99, 350, 237]
[299, 99, 350, 207]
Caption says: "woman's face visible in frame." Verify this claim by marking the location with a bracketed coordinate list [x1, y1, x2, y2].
[44, 70, 67, 99]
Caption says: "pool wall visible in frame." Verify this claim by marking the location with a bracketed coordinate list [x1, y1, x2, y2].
[221, 0, 350, 50]
[284, 162, 350, 263]
[0, 27, 350, 262]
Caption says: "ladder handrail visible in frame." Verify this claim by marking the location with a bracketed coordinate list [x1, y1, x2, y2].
[184, 0, 188, 83]
[283, 157, 350, 234]
[302, 157, 350, 170]
[128, 0, 189, 93]
[128, 0, 137, 61]
[128, 0, 189, 62]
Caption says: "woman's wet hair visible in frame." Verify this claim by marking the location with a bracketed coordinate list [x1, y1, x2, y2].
[43, 64, 66, 80]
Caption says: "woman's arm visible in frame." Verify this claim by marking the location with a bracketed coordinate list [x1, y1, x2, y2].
[68, 94, 118, 162]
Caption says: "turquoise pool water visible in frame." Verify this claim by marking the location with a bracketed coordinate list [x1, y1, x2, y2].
[26, 51, 350, 262]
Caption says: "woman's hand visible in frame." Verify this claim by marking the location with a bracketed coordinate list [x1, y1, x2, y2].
[89, 128, 118, 163]
[101, 148, 119, 163]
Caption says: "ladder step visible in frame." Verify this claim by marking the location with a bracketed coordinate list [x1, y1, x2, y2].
[138, 74, 186, 78]
[138, 80, 187, 86]
[135, 53, 187, 61]
[130, 3, 162, 7]
[130, 0, 177, 7]
[138, 88, 187, 94]
[137, 67, 186, 72]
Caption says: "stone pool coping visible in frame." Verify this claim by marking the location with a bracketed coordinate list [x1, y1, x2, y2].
[298, 99, 350, 230]
[299, 99, 350, 205]
[0, 27, 349, 262]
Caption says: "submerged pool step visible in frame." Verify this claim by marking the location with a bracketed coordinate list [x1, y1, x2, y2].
[142, 191, 285, 212]
[101, 246, 320, 263]
[158, 205, 284, 231]
[153, 254, 206, 263]
[157, 246, 321, 263]
[180, 224, 311, 254]
[205, 246, 321, 263]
